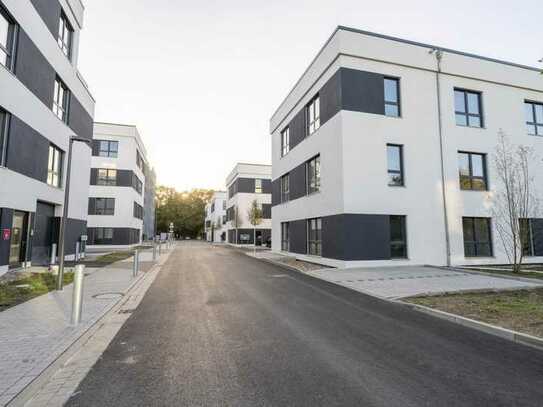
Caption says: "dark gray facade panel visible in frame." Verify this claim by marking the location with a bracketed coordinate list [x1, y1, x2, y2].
[89, 168, 97, 184]
[87, 227, 140, 246]
[68, 96, 93, 141]
[289, 220, 307, 255]
[262, 179, 272, 194]
[228, 228, 271, 245]
[288, 109, 306, 151]
[340, 68, 385, 115]
[116, 170, 133, 187]
[237, 178, 255, 193]
[289, 163, 306, 201]
[30, 0, 61, 37]
[532, 219, 543, 256]
[6, 115, 50, 183]
[262, 204, 271, 219]
[0, 208, 14, 267]
[319, 69, 342, 124]
[271, 179, 281, 206]
[32, 202, 55, 265]
[15, 30, 56, 108]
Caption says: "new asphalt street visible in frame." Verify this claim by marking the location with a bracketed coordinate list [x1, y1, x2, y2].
[67, 241, 543, 406]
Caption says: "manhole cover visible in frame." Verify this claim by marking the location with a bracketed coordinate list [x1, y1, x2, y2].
[92, 292, 124, 300]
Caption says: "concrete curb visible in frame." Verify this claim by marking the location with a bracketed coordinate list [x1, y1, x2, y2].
[436, 265, 543, 285]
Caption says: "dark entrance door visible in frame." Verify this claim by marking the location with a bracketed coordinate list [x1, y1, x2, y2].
[32, 202, 56, 266]
[9, 211, 28, 268]
[255, 230, 262, 246]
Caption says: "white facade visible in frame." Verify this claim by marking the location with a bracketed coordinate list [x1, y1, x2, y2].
[271, 26, 543, 268]
[225, 163, 272, 245]
[204, 191, 227, 243]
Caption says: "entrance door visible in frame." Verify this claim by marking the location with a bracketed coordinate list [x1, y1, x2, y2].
[9, 211, 28, 268]
[32, 202, 56, 265]
[255, 231, 262, 246]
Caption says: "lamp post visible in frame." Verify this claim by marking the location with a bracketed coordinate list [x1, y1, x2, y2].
[56, 136, 91, 291]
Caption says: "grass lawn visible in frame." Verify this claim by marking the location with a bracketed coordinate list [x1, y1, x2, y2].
[0, 272, 74, 312]
[407, 288, 543, 338]
[473, 268, 543, 281]
[89, 251, 135, 266]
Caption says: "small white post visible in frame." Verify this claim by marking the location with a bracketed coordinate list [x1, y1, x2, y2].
[71, 264, 85, 326]
[50, 243, 57, 265]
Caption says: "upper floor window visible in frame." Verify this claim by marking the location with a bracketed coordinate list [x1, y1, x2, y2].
[0, 109, 8, 166]
[306, 95, 320, 136]
[133, 202, 144, 220]
[307, 218, 322, 256]
[281, 127, 290, 157]
[306, 155, 321, 194]
[384, 78, 400, 117]
[462, 217, 493, 257]
[47, 144, 63, 187]
[136, 150, 144, 170]
[387, 144, 404, 186]
[53, 77, 70, 122]
[0, 7, 15, 71]
[222, 200, 226, 210]
[390, 215, 407, 258]
[458, 152, 487, 190]
[57, 12, 73, 59]
[281, 174, 290, 203]
[97, 168, 117, 186]
[90, 198, 115, 215]
[98, 140, 118, 158]
[132, 173, 143, 194]
[525, 101, 543, 136]
[255, 179, 262, 193]
[455, 89, 483, 128]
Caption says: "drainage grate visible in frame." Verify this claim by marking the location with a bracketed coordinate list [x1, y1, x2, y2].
[92, 292, 124, 300]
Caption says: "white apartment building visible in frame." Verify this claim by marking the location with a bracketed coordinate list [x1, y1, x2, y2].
[270, 26, 543, 268]
[204, 191, 227, 243]
[0, 0, 94, 275]
[87, 122, 155, 249]
[226, 163, 272, 246]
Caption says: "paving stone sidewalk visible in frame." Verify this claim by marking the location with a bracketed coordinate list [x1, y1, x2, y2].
[0, 249, 158, 406]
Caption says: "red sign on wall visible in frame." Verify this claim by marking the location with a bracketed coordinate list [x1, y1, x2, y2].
[2, 229, 10, 241]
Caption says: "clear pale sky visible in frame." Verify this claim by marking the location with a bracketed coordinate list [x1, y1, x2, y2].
[78, 0, 543, 191]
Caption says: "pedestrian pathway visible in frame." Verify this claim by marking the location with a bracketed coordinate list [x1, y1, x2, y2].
[0, 249, 158, 406]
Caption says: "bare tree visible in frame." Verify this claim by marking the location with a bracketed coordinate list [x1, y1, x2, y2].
[247, 199, 263, 254]
[491, 131, 540, 273]
[230, 205, 243, 244]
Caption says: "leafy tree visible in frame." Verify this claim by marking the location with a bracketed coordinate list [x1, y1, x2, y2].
[247, 199, 263, 252]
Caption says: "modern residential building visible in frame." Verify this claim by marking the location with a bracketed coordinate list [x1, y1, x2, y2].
[270, 26, 543, 268]
[87, 122, 154, 248]
[226, 163, 272, 245]
[0, 0, 95, 275]
[204, 191, 227, 243]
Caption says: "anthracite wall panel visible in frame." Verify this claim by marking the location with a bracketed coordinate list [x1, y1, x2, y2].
[68, 96, 93, 141]
[289, 220, 307, 255]
[116, 170, 133, 187]
[271, 179, 281, 206]
[319, 69, 342, 124]
[340, 68, 385, 116]
[262, 204, 271, 219]
[30, 0, 61, 37]
[262, 179, 272, 194]
[237, 178, 255, 193]
[0, 208, 14, 267]
[288, 110, 306, 151]
[289, 163, 306, 201]
[532, 219, 543, 256]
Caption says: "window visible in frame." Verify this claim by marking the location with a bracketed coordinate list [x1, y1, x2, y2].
[306, 95, 320, 136]
[98, 140, 118, 158]
[47, 145, 63, 187]
[255, 179, 262, 193]
[57, 12, 73, 59]
[53, 77, 70, 122]
[281, 127, 290, 156]
[132, 174, 143, 194]
[281, 222, 290, 252]
[455, 89, 483, 128]
[520, 219, 535, 257]
[281, 174, 290, 203]
[0, 109, 8, 166]
[90, 198, 115, 215]
[0, 7, 15, 70]
[94, 228, 114, 244]
[458, 152, 487, 190]
[463, 217, 493, 257]
[133, 202, 144, 220]
[223, 200, 226, 210]
[97, 169, 117, 186]
[390, 216, 407, 258]
[211, 202, 215, 212]
[136, 150, 144, 170]
[525, 101, 543, 136]
[384, 78, 400, 117]
[306, 155, 321, 194]
[387, 144, 404, 186]
[307, 218, 322, 256]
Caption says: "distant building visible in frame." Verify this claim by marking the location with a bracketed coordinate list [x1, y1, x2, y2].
[0, 0, 94, 275]
[204, 191, 227, 243]
[87, 122, 154, 248]
[226, 163, 272, 245]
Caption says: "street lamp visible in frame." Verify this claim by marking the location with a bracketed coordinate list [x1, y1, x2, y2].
[56, 136, 92, 291]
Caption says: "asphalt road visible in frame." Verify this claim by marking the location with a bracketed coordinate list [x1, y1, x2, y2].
[67, 242, 543, 407]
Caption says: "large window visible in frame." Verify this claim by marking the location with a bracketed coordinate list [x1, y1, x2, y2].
[384, 78, 400, 117]
[390, 215, 407, 258]
[97, 140, 118, 158]
[57, 12, 73, 59]
[281, 174, 290, 203]
[97, 169, 117, 186]
[90, 198, 115, 215]
[463, 217, 493, 257]
[306, 95, 320, 136]
[281, 222, 290, 252]
[255, 179, 262, 193]
[307, 218, 322, 256]
[53, 77, 70, 122]
[0, 109, 8, 166]
[387, 144, 404, 186]
[458, 152, 487, 190]
[133, 202, 144, 220]
[47, 144, 63, 187]
[136, 150, 144, 170]
[0, 7, 15, 70]
[525, 101, 543, 136]
[306, 155, 321, 194]
[281, 127, 290, 156]
[94, 228, 114, 244]
[455, 89, 483, 128]
[132, 173, 143, 194]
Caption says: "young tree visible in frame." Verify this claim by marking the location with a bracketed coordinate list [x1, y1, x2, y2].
[491, 131, 540, 273]
[247, 199, 263, 254]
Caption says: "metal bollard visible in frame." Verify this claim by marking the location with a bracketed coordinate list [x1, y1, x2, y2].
[153, 243, 157, 261]
[133, 249, 139, 277]
[50, 243, 57, 265]
[158, 242, 162, 255]
[75, 242, 80, 262]
[71, 264, 85, 326]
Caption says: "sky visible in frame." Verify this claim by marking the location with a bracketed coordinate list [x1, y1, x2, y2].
[78, 0, 543, 191]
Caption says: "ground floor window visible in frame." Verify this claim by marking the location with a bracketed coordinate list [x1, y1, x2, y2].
[307, 218, 322, 256]
[94, 228, 114, 245]
[281, 222, 289, 251]
[390, 215, 407, 258]
[462, 217, 492, 257]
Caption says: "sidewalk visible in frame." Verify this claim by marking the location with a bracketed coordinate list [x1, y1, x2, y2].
[0, 249, 160, 406]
